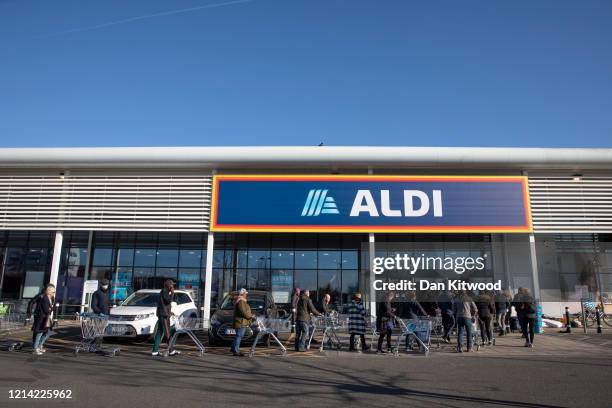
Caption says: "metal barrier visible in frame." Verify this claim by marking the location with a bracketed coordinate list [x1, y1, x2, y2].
[169, 316, 207, 357]
[75, 314, 120, 357]
[248, 316, 292, 357]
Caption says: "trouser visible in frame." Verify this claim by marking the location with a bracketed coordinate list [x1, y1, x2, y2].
[521, 317, 536, 344]
[456, 317, 473, 350]
[517, 314, 525, 337]
[350, 333, 367, 351]
[230, 327, 247, 354]
[496, 310, 506, 333]
[478, 316, 492, 343]
[295, 321, 309, 351]
[505, 308, 512, 331]
[442, 313, 455, 339]
[377, 326, 392, 351]
[33, 330, 51, 350]
[152, 317, 174, 353]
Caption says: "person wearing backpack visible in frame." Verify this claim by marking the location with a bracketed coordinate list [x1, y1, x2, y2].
[517, 288, 537, 348]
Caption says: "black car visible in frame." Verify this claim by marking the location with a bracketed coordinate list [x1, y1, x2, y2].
[208, 290, 283, 345]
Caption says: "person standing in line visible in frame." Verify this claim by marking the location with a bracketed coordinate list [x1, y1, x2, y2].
[517, 288, 538, 348]
[376, 291, 395, 354]
[290, 287, 301, 333]
[91, 279, 110, 315]
[295, 290, 320, 352]
[348, 292, 370, 352]
[230, 288, 253, 357]
[512, 288, 526, 338]
[475, 290, 495, 346]
[31, 284, 55, 355]
[453, 290, 478, 353]
[437, 290, 455, 343]
[494, 289, 511, 336]
[152, 279, 179, 357]
[320, 293, 333, 316]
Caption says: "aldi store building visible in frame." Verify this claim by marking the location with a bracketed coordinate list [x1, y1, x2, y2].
[0, 146, 611, 319]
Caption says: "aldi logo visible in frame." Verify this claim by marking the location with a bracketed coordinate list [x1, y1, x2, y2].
[301, 189, 340, 216]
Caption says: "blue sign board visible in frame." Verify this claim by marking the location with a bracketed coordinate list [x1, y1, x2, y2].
[211, 175, 532, 233]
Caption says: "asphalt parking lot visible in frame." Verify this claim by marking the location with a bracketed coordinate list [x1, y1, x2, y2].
[1, 323, 611, 408]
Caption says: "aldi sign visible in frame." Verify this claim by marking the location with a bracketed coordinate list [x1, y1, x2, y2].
[210, 175, 532, 233]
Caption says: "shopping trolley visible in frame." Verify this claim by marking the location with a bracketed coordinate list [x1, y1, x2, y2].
[248, 316, 292, 357]
[309, 313, 348, 352]
[0, 305, 28, 351]
[75, 314, 120, 357]
[394, 318, 432, 356]
[169, 316, 207, 357]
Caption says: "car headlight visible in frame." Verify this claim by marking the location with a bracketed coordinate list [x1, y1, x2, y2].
[135, 313, 155, 320]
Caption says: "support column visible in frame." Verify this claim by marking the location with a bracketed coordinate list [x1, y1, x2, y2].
[368, 233, 376, 316]
[528, 233, 541, 300]
[80, 231, 94, 313]
[202, 231, 214, 329]
[49, 231, 64, 289]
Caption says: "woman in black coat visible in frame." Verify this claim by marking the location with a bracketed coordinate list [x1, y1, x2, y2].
[31, 284, 55, 355]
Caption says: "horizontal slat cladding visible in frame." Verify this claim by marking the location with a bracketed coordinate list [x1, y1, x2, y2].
[0, 176, 212, 231]
[529, 177, 612, 233]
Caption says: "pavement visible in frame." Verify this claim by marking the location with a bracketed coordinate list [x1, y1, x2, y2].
[0, 323, 611, 408]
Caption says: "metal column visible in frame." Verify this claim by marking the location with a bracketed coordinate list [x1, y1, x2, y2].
[49, 231, 64, 289]
[202, 231, 214, 329]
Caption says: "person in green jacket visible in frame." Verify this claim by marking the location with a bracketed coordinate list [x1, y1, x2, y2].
[231, 288, 253, 357]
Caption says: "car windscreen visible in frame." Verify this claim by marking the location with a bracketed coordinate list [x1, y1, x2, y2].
[122, 292, 159, 307]
[220, 296, 265, 311]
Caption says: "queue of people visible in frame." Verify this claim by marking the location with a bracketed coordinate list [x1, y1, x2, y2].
[24, 279, 538, 357]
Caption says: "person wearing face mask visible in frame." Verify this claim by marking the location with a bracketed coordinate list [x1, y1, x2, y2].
[91, 279, 110, 315]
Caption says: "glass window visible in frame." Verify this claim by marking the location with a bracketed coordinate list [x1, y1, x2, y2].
[212, 250, 225, 269]
[271, 269, 293, 304]
[90, 266, 112, 281]
[110, 267, 133, 303]
[155, 268, 178, 288]
[271, 250, 294, 269]
[236, 269, 247, 290]
[174, 292, 192, 305]
[92, 248, 113, 266]
[134, 249, 156, 267]
[117, 248, 134, 267]
[294, 270, 317, 293]
[156, 249, 179, 268]
[318, 270, 341, 304]
[342, 270, 359, 304]
[318, 251, 341, 269]
[247, 269, 270, 291]
[178, 268, 201, 304]
[295, 251, 317, 269]
[248, 250, 270, 269]
[133, 267, 155, 291]
[236, 249, 248, 269]
[179, 249, 202, 268]
[341, 251, 358, 269]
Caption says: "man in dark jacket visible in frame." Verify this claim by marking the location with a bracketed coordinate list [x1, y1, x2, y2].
[91, 279, 110, 315]
[475, 291, 495, 346]
[295, 290, 320, 352]
[376, 292, 396, 353]
[231, 288, 253, 357]
[152, 280, 179, 356]
[437, 291, 454, 343]
[516, 288, 537, 347]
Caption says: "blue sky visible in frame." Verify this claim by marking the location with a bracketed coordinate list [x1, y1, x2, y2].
[1, 0, 611, 147]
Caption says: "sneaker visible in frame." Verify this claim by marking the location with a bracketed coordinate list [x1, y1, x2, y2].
[376, 349, 384, 354]
[232, 352, 245, 357]
[466, 348, 473, 352]
[528, 343, 534, 348]
[32, 349, 43, 356]
[456, 347, 463, 353]
[151, 351, 160, 356]
[39, 347, 47, 353]
[487, 341, 492, 346]
[168, 350, 181, 356]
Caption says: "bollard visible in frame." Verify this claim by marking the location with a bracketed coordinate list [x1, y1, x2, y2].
[563, 307, 571, 333]
[596, 306, 603, 334]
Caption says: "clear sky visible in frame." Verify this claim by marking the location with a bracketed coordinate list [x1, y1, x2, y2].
[1, 0, 611, 148]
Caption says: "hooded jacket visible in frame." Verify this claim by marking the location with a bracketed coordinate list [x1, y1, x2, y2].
[91, 288, 110, 315]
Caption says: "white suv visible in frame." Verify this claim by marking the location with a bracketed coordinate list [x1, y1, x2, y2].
[107, 289, 198, 338]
